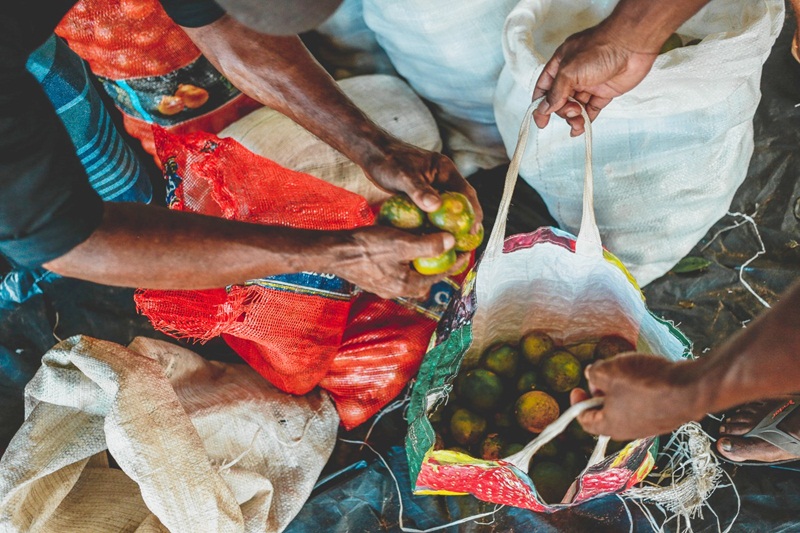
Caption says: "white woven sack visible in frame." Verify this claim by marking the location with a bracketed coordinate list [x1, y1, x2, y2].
[0, 336, 338, 533]
[312, 0, 396, 79]
[219, 74, 441, 206]
[494, 0, 784, 285]
[362, 0, 518, 176]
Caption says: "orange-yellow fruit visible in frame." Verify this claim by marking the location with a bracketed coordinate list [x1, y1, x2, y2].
[428, 192, 475, 235]
[515, 391, 560, 433]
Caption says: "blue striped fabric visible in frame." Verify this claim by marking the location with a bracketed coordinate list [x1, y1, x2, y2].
[26, 35, 152, 203]
[0, 36, 155, 308]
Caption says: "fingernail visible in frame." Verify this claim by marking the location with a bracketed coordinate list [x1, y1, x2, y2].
[718, 425, 726, 434]
[442, 233, 456, 249]
[536, 100, 551, 114]
[422, 194, 439, 210]
[719, 438, 732, 452]
[566, 109, 578, 118]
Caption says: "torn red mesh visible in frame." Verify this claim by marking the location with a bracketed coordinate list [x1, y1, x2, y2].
[135, 128, 466, 427]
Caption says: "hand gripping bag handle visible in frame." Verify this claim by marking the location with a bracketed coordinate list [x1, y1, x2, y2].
[484, 97, 603, 262]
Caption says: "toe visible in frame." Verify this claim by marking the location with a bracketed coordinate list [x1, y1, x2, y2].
[717, 436, 798, 463]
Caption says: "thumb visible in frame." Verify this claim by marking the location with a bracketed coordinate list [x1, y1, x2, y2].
[403, 232, 455, 259]
[585, 362, 611, 396]
[405, 179, 441, 213]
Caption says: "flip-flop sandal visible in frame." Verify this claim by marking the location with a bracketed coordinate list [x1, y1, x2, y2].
[716, 395, 800, 466]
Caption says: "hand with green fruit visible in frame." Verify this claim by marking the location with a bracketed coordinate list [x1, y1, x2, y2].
[378, 191, 483, 275]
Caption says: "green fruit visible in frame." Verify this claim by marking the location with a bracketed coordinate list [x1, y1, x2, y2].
[449, 408, 487, 446]
[594, 335, 635, 360]
[427, 192, 475, 235]
[413, 248, 457, 275]
[659, 33, 683, 54]
[515, 391, 560, 433]
[455, 223, 484, 252]
[562, 451, 584, 479]
[378, 194, 425, 229]
[493, 409, 515, 430]
[537, 441, 559, 458]
[567, 419, 593, 444]
[542, 351, 582, 393]
[516, 370, 539, 394]
[521, 331, 555, 366]
[566, 342, 597, 363]
[482, 343, 519, 378]
[459, 369, 504, 413]
[480, 433, 505, 461]
[530, 461, 573, 503]
[501, 442, 525, 457]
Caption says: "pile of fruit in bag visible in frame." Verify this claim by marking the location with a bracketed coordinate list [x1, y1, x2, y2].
[429, 330, 634, 502]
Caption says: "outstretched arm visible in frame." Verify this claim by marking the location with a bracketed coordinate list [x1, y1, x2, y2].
[572, 280, 800, 440]
[182, 15, 482, 226]
[44, 202, 462, 299]
[533, 0, 711, 136]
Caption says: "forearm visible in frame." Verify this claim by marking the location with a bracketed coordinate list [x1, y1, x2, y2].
[601, 0, 712, 52]
[685, 280, 800, 415]
[43, 202, 348, 289]
[184, 16, 393, 175]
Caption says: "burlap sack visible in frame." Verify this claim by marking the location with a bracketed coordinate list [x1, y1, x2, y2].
[0, 336, 338, 532]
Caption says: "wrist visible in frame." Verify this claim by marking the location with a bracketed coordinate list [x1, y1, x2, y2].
[669, 359, 717, 421]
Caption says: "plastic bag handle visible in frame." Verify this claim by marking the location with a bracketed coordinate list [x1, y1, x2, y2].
[484, 97, 602, 262]
[505, 397, 607, 473]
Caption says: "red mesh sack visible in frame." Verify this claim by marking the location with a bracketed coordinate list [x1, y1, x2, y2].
[135, 128, 471, 426]
[56, 0, 260, 158]
[135, 128, 375, 395]
[322, 275, 467, 429]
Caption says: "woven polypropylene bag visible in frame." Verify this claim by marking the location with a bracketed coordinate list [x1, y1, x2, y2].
[362, 0, 516, 176]
[135, 128, 375, 396]
[0, 336, 338, 532]
[494, 0, 784, 286]
[55, 0, 260, 158]
[405, 103, 700, 511]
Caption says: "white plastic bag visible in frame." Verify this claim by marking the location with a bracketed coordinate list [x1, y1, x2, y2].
[0, 336, 338, 533]
[219, 74, 441, 206]
[494, 0, 784, 285]
[362, 0, 518, 175]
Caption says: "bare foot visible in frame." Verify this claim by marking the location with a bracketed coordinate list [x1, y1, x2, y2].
[717, 399, 800, 463]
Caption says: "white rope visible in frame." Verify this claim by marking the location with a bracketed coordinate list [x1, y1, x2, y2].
[218, 426, 262, 473]
[339, 439, 504, 532]
[699, 209, 771, 309]
[52, 311, 63, 343]
[360, 387, 413, 451]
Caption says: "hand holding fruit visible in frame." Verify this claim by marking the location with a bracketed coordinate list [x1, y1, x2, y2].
[331, 225, 468, 299]
[379, 192, 483, 275]
[364, 140, 483, 231]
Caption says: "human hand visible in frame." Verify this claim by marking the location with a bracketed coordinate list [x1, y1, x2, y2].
[331, 225, 467, 300]
[532, 24, 659, 136]
[363, 141, 483, 233]
[570, 353, 703, 440]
